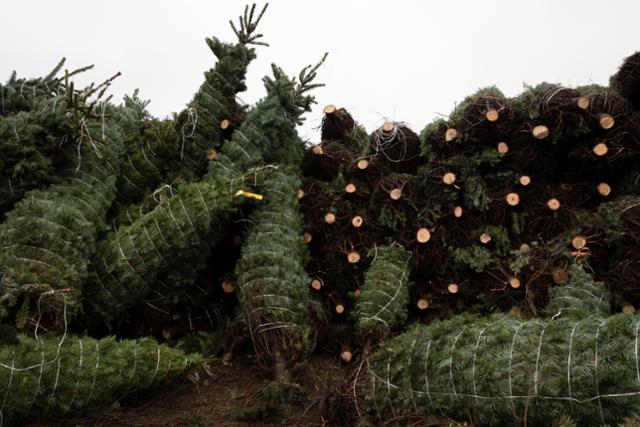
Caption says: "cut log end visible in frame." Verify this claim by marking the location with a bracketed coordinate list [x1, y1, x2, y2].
[547, 198, 561, 211]
[445, 128, 458, 142]
[311, 279, 323, 291]
[447, 283, 459, 294]
[454, 206, 463, 218]
[599, 113, 615, 130]
[416, 228, 431, 244]
[356, 159, 369, 170]
[297, 189, 305, 199]
[552, 268, 569, 285]
[347, 251, 361, 264]
[519, 243, 531, 253]
[382, 122, 395, 132]
[340, 346, 353, 362]
[571, 235, 587, 250]
[576, 96, 590, 110]
[390, 188, 402, 200]
[442, 172, 457, 185]
[597, 182, 611, 197]
[506, 192, 520, 206]
[354, 288, 362, 298]
[207, 148, 218, 161]
[324, 212, 336, 224]
[508, 277, 521, 289]
[312, 144, 324, 155]
[345, 183, 357, 194]
[417, 298, 429, 310]
[623, 304, 636, 314]
[593, 142, 608, 157]
[323, 104, 337, 115]
[351, 215, 363, 228]
[303, 233, 313, 244]
[497, 142, 509, 154]
[485, 109, 499, 122]
[479, 233, 492, 244]
[335, 304, 346, 314]
[221, 281, 235, 294]
[519, 175, 532, 186]
[532, 125, 550, 140]
[220, 119, 231, 130]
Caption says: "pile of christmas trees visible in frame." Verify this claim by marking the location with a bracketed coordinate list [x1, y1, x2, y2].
[1, 3, 640, 425]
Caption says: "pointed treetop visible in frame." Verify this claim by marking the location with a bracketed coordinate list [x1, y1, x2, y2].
[231, 3, 269, 46]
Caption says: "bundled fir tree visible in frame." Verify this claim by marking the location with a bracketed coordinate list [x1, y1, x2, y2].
[0, 334, 200, 425]
[0, 80, 124, 331]
[113, 4, 268, 216]
[85, 167, 270, 328]
[235, 170, 313, 381]
[363, 265, 640, 426]
[0, 62, 103, 217]
[352, 243, 411, 353]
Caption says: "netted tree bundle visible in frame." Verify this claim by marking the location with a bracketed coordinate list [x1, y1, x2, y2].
[363, 265, 639, 426]
[0, 63, 112, 217]
[368, 122, 420, 173]
[208, 55, 326, 179]
[0, 334, 201, 425]
[366, 313, 640, 425]
[0, 58, 85, 116]
[321, 105, 357, 142]
[448, 87, 513, 141]
[419, 118, 464, 161]
[167, 6, 267, 181]
[302, 140, 355, 181]
[0, 100, 123, 331]
[235, 171, 313, 380]
[86, 168, 271, 328]
[585, 90, 633, 133]
[353, 244, 411, 342]
[611, 51, 640, 109]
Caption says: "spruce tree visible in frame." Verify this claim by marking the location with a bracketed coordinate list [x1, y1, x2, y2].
[0, 88, 123, 330]
[363, 266, 640, 426]
[352, 244, 411, 348]
[0, 334, 200, 425]
[113, 4, 268, 215]
[235, 170, 313, 381]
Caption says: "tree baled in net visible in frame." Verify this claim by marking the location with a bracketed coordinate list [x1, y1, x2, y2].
[0, 334, 200, 425]
[0, 62, 108, 217]
[114, 4, 269, 211]
[236, 171, 314, 381]
[0, 83, 124, 331]
[363, 266, 640, 426]
[86, 167, 271, 328]
[353, 244, 411, 347]
[208, 53, 327, 179]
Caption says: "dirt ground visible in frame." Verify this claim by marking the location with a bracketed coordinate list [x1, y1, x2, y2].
[26, 353, 354, 427]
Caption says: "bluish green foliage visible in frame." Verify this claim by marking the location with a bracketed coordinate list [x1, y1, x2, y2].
[353, 244, 411, 340]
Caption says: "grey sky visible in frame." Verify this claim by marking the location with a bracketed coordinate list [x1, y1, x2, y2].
[2, 0, 639, 142]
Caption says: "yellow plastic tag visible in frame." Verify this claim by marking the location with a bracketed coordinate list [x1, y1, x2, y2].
[235, 190, 264, 201]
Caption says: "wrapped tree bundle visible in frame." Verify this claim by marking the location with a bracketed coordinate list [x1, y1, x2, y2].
[364, 267, 640, 426]
[236, 170, 313, 381]
[0, 97, 123, 330]
[611, 51, 640, 109]
[115, 5, 267, 206]
[0, 334, 201, 425]
[353, 244, 411, 343]
[0, 63, 102, 216]
[86, 169, 269, 328]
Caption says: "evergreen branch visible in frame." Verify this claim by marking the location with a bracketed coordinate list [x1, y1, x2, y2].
[230, 3, 269, 46]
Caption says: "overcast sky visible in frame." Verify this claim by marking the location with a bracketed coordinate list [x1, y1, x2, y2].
[2, 0, 639, 142]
